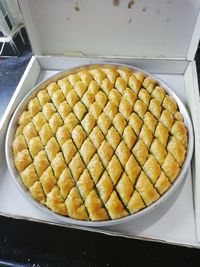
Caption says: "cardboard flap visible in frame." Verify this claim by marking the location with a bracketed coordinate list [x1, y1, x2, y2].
[18, 0, 200, 58]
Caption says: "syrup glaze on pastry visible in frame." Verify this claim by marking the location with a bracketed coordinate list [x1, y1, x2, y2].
[12, 65, 187, 221]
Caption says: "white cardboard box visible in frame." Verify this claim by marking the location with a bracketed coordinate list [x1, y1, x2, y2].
[1, 0, 200, 247]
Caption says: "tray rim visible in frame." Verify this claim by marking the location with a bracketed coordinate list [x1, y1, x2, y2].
[5, 63, 194, 227]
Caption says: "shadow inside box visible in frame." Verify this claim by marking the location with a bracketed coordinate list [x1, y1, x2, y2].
[102, 172, 187, 234]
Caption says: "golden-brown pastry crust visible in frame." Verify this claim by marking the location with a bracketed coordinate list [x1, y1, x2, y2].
[12, 66, 188, 221]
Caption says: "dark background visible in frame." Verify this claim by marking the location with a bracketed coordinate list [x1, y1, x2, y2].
[0, 47, 200, 267]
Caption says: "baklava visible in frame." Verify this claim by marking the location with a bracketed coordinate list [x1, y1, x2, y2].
[12, 65, 187, 221]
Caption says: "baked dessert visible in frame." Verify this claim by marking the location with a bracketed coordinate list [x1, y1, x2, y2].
[12, 65, 187, 221]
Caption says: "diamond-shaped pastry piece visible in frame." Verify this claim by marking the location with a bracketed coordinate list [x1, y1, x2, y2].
[159, 110, 174, 131]
[134, 72, 145, 82]
[106, 127, 120, 150]
[88, 154, 104, 183]
[109, 89, 121, 106]
[77, 170, 94, 200]
[142, 77, 156, 93]
[58, 77, 72, 96]
[29, 181, 45, 204]
[23, 122, 38, 143]
[138, 89, 151, 106]
[82, 91, 95, 109]
[82, 113, 96, 134]
[90, 126, 104, 149]
[155, 172, 171, 195]
[42, 103, 56, 121]
[151, 86, 166, 104]
[39, 124, 54, 146]
[88, 80, 99, 94]
[85, 189, 109, 221]
[12, 135, 27, 157]
[101, 79, 113, 95]
[58, 168, 75, 199]
[18, 111, 31, 127]
[125, 155, 141, 184]
[52, 89, 65, 108]
[129, 75, 141, 94]
[56, 125, 70, 147]
[51, 152, 66, 178]
[98, 140, 113, 167]
[20, 164, 38, 189]
[40, 166, 57, 194]
[136, 171, 160, 205]
[127, 190, 145, 213]
[33, 112, 47, 132]
[66, 90, 79, 107]
[71, 125, 87, 149]
[80, 138, 96, 165]
[37, 90, 50, 105]
[29, 136, 43, 157]
[132, 140, 148, 166]
[69, 153, 85, 181]
[143, 155, 161, 184]
[28, 97, 41, 117]
[74, 81, 87, 98]
[68, 74, 80, 86]
[73, 102, 87, 121]
[113, 113, 127, 135]
[117, 67, 130, 82]
[64, 113, 78, 133]
[102, 67, 119, 84]
[119, 98, 132, 119]
[162, 154, 180, 182]
[123, 126, 137, 149]
[162, 95, 177, 114]
[34, 150, 49, 177]
[97, 113, 111, 135]
[107, 155, 123, 185]
[49, 113, 63, 134]
[129, 113, 143, 136]
[124, 87, 137, 106]
[139, 125, 153, 148]
[46, 186, 67, 215]
[105, 191, 128, 219]
[143, 112, 157, 133]
[89, 69, 106, 85]
[174, 111, 183, 121]
[96, 171, 113, 203]
[154, 122, 169, 147]
[62, 139, 77, 164]
[149, 99, 162, 119]
[150, 139, 167, 165]
[104, 102, 117, 120]
[116, 173, 133, 206]
[116, 141, 130, 167]
[134, 100, 147, 119]
[167, 137, 186, 165]
[45, 137, 60, 161]
[171, 121, 187, 148]
[58, 101, 71, 120]
[115, 77, 127, 94]
[89, 102, 102, 119]
[78, 70, 93, 87]
[46, 82, 59, 96]
[65, 187, 88, 220]
[95, 91, 107, 108]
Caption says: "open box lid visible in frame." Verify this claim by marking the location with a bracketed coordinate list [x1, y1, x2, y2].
[18, 0, 200, 61]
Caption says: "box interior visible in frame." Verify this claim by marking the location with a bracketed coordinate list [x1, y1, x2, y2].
[0, 56, 199, 247]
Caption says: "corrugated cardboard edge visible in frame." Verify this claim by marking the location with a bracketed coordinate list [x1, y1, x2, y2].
[185, 61, 200, 242]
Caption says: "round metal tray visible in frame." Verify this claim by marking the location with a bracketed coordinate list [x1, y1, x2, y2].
[5, 63, 194, 227]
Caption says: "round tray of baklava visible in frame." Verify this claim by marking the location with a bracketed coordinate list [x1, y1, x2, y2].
[5, 63, 193, 227]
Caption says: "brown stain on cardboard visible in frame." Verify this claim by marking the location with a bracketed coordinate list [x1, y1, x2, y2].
[128, 0, 135, 9]
[75, 2, 80, 12]
[113, 0, 120, 7]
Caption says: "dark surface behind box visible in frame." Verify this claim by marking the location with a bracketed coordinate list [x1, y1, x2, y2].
[0, 49, 200, 266]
